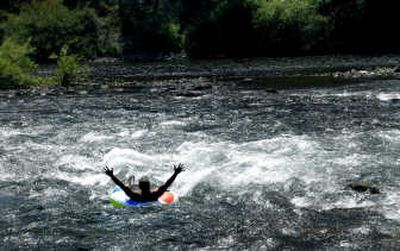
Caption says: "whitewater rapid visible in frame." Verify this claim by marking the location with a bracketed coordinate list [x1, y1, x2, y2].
[1, 78, 400, 249]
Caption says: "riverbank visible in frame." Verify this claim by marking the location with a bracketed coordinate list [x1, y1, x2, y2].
[89, 55, 400, 81]
[1, 55, 400, 97]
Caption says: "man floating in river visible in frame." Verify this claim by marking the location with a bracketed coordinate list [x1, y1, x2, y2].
[104, 163, 185, 202]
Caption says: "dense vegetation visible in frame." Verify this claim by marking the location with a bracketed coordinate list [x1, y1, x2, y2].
[0, 38, 43, 87]
[119, 0, 400, 58]
[0, 0, 107, 87]
[1, 0, 400, 87]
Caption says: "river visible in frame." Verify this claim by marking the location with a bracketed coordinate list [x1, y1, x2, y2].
[1, 57, 400, 249]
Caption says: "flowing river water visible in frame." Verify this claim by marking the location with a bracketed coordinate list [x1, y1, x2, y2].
[1, 58, 400, 250]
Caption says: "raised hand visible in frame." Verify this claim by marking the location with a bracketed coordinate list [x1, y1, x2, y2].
[173, 163, 186, 174]
[104, 166, 114, 177]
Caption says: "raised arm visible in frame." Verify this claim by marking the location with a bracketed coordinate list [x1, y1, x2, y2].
[154, 163, 185, 197]
[104, 166, 141, 201]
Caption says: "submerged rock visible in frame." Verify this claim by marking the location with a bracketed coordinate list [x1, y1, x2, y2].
[178, 91, 204, 97]
[192, 82, 212, 91]
[348, 181, 380, 194]
[266, 89, 279, 94]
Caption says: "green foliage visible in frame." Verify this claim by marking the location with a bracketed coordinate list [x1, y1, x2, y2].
[1, 0, 102, 62]
[0, 0, 27, 13]
[96, 12, 121, 57]
[63, 0, 121, 56]
[2, 0, 399, 62]
[55, 47, 88, 86]
[119, 0, 184, 57]
[161, 22, 185, 53]
[181, 0, 255, 58]
[251, 0, 322, 23]
[63, 0, 119, 17]
[249, 0, 328, 54]
[318, 0, 400, 53]
[0, 39, 88, 88]
[0, 38, 45, 88]
[136, 16, 183, 53]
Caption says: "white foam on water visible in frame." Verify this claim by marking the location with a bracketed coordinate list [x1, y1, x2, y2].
[382, 191, 400, 221]
[56, 154, 95, 171]
[377, 129, 400, 144]
[42, 152, 112, 195]
[54, 172, 107, 187]
[216, 235, 235, 249]
[0, 128, 22, 138]
[96, 137, 321, 198]
[172, 135, 330, 196]
[174, 167, 215, 196]
[29, 187, 68, 201]
[21, 125, 396, 224]
[116, 129, 149, 139]
[290, 90, 374, 98]
[350, 226, 371, 235]
[117, 130, 130, 137]
[172, 131, 400, 222]
[328, 91, 373, 98]
[322, 196, 377, 210]
[0, 162, 13, 181]
[376, 92, 400, 101]
[0, 127, 41, 140]
[331, 153, 365, 167]
[291, 196, 313, 208]
[79, 132, 114, 142]
[130, 129, 148, 139]
[159, 120, 186, 127]
[103, 147, 161, 168]
[340, 240, 358, 249]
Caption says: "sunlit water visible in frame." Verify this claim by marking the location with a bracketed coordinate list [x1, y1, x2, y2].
[1, 76, 400, 249]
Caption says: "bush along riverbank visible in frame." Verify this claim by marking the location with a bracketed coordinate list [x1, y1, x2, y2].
[0, 38, 88, 89]
[0, 0, 115, 89]
[0, 38, 45, 88]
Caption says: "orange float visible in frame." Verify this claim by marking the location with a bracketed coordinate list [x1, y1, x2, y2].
[158, 191, 176, 204]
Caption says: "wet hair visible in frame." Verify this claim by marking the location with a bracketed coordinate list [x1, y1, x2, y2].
[139, 176, 149, 183]
[139, 176, 150, 191]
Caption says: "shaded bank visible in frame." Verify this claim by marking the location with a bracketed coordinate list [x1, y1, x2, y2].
[2, 55, 400, 101]
[87, 55, 400, 82]
[119, 0, 400, 59]
[2, 0, 400, 62]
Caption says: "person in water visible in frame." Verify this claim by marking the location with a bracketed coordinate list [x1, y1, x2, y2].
[104, 163, 185, 202]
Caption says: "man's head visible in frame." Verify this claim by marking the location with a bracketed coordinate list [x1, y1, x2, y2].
[139, 176, 150, 192]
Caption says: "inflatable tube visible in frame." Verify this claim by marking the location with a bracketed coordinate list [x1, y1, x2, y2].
[110, 187, 177, 207]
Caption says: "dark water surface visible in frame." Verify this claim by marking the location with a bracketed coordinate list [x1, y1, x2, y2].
[1, 60, 400, 250]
